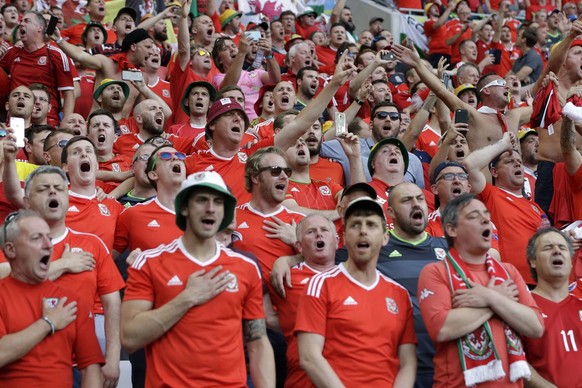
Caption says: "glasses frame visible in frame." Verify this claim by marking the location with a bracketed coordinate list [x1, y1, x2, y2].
[257, 165, 293, 177]
[435, 172, 469, 182]
[479, 78, 507, 93]
[375, 111, 400, 121]
[46, 139, 69, 152]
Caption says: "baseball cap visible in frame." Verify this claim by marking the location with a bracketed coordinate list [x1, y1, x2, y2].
[369, 16, 384, 25]
[344, 197, 386, 223]
[518, 127, 538, 141]
[454, 83, 477, 97]
[114, 7, 137, 23]
[367, 137, 409, 176]
[549, 8, 561, 16]
[82, 21, 107, 47]
[220, 9, 243, 29]
[121, 28, 151, 52]
[285, 34, 304, 52]
[340, 182, 377, 201]
[93, 78, 130, 102]
[431, 161, 468, 184]
[206, 97, 249, 130]
[181, 81, 217, 114]
[254, 84, 275, 116]
[247, 21, 269, 31]
[174, 171, 237, 231]
[299, 7, 317, 18]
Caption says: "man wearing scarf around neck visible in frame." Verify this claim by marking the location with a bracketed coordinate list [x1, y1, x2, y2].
[417, 193, 544, 387]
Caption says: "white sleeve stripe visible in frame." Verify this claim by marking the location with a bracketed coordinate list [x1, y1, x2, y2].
[132, 239, 180, 269]
[307, 267, 340, 298]
[48, 45, 71, 71]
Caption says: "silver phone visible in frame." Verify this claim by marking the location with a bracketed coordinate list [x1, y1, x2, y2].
[9, 117, 25, 147]
[335, 112, 347, 137]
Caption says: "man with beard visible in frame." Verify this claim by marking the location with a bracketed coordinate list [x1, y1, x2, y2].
[518, 128, 538, 200]
[51, 28, 158, 119]
[321, 101, 425, 186]
[113, 99, 195, 160]
[281, 42, 315, 88]
[294, 66, 320, 111]
[0, 11, 75, 123]
[464, 132, 545, 286]
[338, 182, 447, 387]
[87, 109, 133, 188]
[168, 81, 216, 137]
[137, 8, 176, 64]
[297, 197, 417, 386]
[330, 0, 357, 43]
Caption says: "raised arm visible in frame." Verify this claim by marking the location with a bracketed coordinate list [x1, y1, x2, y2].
[220, 35, 251, 88]
[177, 0, 193, 71]
[138, 6, 177, 31]
[401, 94, 438, 151]
[2, 136, 25, 209]
[462, 132, 515, 194]
[51, 28, 112, 75]
[131, 79, 173, 119]
[560, 115, 582, 175]
[258, 35, 281, 85]
[393, 44, 472, 114]
[348, 50, 388, 98]
[274, 53, 357, 151]
[431, 1, 457, 30]
[330, 0, 346, 25]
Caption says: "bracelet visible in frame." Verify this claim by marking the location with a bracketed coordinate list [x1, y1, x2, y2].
[355, 98, 365, 105]
[55, 37, 64, 45]
[41, 316, 55, 335]
[265, 53, 274, 60]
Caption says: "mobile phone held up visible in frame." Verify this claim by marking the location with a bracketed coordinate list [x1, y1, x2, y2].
[9, 117, 25, 148]
[45, 15, 58, 36]
[121, 70, 144, 82]
[454, 109, 469, 125]
[244, 31, 261, 41]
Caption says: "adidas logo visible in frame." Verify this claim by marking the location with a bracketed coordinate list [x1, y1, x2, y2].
[389, 250, 402, 257]
[167, 275, 183, 286]
[68, 206, 79, 212]
[300, 277, 310, 285]
[148, 220, 160, 227]
[205, 165, 214, 171]
[429, 141, 437, 146]
[291, 187, 300, 192]
[343, 296, 358, 306]
[238, 222, 249, 229]
[542, 313, 548, 318]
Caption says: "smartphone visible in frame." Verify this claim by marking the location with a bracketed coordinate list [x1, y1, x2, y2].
[489, 48, 502, 65]
[442, 73, 452, 89]
[454, 109, 469, 125]
[45, 15, 58, 36]
[121, 70, 143, 82]
[381, 52, 395, 61]
[9, 117, 25, 148]
[244, 31, 261, 41]
[335, 112, 347, 137]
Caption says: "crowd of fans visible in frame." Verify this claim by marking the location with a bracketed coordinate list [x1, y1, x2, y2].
[0, 0, 581, 386]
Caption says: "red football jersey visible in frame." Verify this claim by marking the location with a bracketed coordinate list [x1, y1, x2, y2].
[125, 239, 264, 387]
[295, 264, 417, 386]
[524, 293, 582, 387]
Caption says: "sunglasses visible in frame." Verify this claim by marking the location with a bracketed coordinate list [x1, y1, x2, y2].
[133, 153, 151, 163]
[46, 139, 69, 151]
[479, 78, 507, 92]
[3, 211, 19, 246]
[145, 136, 173, 146]
[150, 151, 186, 170]
[258, 166, 292, 177]
[374, 111, 400, 121]
[194, 49, 210, 57]
[436, 172, 469, 182]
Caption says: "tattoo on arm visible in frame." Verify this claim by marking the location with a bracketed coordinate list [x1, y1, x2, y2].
[561, 117, 576, 150]
[243, 319, 267, 342]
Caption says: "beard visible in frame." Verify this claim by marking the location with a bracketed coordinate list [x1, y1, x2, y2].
[153, 30, 168, 42]
[341, 20, 355, 33]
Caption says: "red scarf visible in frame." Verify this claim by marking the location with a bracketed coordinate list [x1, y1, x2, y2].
[444, 248, 530, 386]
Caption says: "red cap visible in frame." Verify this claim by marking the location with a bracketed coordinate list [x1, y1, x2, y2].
[206, 97, 249, 129]
[572, 39, 582, 47]
[254, 84, 276, 116]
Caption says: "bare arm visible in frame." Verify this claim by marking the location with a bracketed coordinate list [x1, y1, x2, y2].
[245, 319, 275, 388]
[330, 0, 345, 25]
[524, 364, 558, 388]
[432, 2, 456, 30]
[121, 266, 231, 352]
[132, 80, 173, 119]
[0, 297, 77, 367]
[220, 35, 251, 88]
[262, 294, 281, 332]
[2, 138, 25, 209]
[107, 177, 135, 200]
[298, 332, 345, 387]
[80, 363, 104, 388]
[138, 6, 175, 31]
[463, 132, 515, 194]
[393, 344, 417, 388]
[348, 51, 388, 98]
[259, 36, 281, 85]
[62, 89, 74, 117]
[51, 28, 111, 73]
[445, 23, 469, 46]
[177, 0, 193, 71]
[101, 292, 121, 388]
[401, 94, 437, 151]
[560, 116, 582, 175]
[274, 53, 357, 151]
[436, 306, 495, 342]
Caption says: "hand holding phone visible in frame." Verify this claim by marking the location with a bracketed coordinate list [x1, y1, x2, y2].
[46, 16, 59, 36]
[9, 117, 25, 148]
[454, 109, 469, 125]
[121, 70, 143, 82]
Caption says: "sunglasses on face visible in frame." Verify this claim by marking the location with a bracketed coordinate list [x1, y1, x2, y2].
[146, 136, 173, 146]
[133, 153, 151, 163]
[479, 78, 507, 92]
[375, 111, 400, 121]
[194, 49, 210, 57]
[436, 172, 469, 182]
[46, 139, 69, 151]
[258, 166, 292, 177]
[150, 151, 186, 170]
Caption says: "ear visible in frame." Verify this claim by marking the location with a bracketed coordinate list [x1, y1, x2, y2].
[251, 173, 260, 186]
[62, 163, 69, 173]
[382, 228, 389, 245]
[147, 169, 158, 182]
[24, 140, 32, 155]
[444, 222, 458, 240]
[387, 205, 396, 220]
[490, 167, 498, 179]
[294, 240, 303, 254]
[23, 196, 30, 209]
[97, 95, 103, 105]
[180, 205, 188, 218]
[3, 241, 15, 261]
[43, 151, 51, 165]
[430, 183, 439, 196]
[4, 101, 8, 112]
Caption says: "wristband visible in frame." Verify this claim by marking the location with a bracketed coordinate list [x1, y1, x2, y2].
[42, 316, 55, 335]
[55, 37, 64, 45]
[355, 98, 365, 106]
[265, 53, 274, 60]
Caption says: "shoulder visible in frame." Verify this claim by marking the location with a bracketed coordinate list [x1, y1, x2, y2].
[305, 266, 342, 298]
[131, 239, 181, 270]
